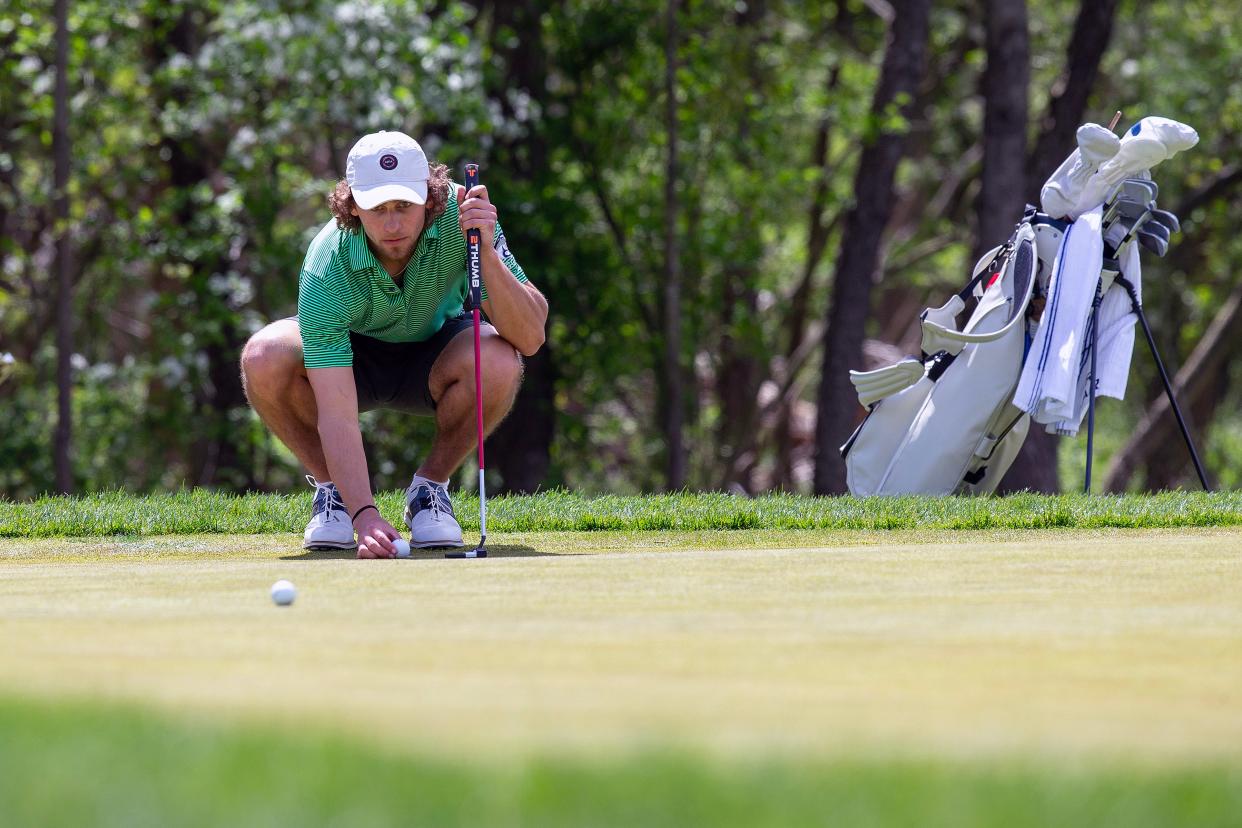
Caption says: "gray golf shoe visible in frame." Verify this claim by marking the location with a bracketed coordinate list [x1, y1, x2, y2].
[302, 476, 357, 551]
[403, 478, 464, 548]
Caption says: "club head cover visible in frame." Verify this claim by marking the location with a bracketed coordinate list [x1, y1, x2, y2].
[1070, 117, 1198, 217]
[1040, 123, 1122, 218]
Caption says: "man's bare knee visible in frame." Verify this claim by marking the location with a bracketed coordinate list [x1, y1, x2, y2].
[493, 343, 523, 396]
[241, 326, 303, 402]
[481, 338, 523, 406]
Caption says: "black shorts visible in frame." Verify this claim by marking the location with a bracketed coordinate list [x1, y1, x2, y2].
[295, 313, 477, 415]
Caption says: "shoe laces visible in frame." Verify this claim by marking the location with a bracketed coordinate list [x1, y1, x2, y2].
[412, 482, 453, 520]
[306, 475, 346, 517]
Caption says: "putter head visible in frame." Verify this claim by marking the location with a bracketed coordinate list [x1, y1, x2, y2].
[1138, 230, 1169, 257]
[445, 537, 488, 559]
[445, 549, 487, 558]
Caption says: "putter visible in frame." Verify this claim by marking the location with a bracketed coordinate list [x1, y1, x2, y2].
[446, 162, 488, 560]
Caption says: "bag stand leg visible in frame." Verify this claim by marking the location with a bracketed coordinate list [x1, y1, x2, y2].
[1097, 275, 1202, 489]
[1084, 279, 1103, 493]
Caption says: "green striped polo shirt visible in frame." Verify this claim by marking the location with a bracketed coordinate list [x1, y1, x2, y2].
[297, 189, 527, 369]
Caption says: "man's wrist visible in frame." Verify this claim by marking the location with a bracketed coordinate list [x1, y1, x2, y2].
[351, 504, 378, 523]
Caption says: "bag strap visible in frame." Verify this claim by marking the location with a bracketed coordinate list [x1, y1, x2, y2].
[920, 228, 1036, 355]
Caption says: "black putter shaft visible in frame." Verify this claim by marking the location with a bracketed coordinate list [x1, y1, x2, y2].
[1084, 279, 1102, 493]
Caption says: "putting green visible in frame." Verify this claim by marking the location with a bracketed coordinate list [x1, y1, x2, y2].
[1, 528, 1240, 764]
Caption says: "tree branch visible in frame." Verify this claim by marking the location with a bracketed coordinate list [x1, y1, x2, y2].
[1176, 165, 1242, 217]
[1102, 280, 1242, 491]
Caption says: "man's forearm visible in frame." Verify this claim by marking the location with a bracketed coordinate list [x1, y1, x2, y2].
[480, 250, 547, 355]
[317, 415, 375, 519]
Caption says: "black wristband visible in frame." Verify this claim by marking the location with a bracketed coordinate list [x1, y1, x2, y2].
[351, 504, 378, 522]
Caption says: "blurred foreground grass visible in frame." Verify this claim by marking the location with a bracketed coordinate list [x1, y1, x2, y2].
[2, 696, 1240, 828]
[2, 489, 1241, 537]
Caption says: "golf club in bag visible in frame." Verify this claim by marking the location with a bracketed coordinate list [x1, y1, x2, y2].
[840, 184, 1210, 496]
[446, 162, 488, 559]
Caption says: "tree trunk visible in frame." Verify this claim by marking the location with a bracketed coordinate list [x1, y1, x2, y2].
[1024, 0, 1122, 202]
[477, 0, 557, 495]
[53, 0, 73, 493]
[716, 0, 770, 492]
[140, 4, 250, 490]
[774, 60, 842, 490]
[661, 0, 686, 490]
[1001, 0, 1121, 494]
[489, 347, 556, 493]
[974, 0, 1029, 262]
[813, 0, 932, 495]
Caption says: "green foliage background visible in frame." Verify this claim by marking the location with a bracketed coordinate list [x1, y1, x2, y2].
[1, 0, 1239, 499]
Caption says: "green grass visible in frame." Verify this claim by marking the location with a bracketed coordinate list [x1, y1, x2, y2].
[5, 529, 1241, 763]
[3, 696, 1240, 828]
[5, 527, 1242, 825]
[2, 489, 1241, 537]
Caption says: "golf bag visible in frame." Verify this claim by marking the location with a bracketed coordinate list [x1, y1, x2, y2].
[840, 222, 1042, 496]
[840, 198, 1210, 496]
[841, 116, 1211, 496]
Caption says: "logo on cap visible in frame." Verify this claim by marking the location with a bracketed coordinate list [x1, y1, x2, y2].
[379, 154, 398, 171]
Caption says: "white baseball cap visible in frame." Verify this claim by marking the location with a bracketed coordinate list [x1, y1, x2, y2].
[346, 131, 430, 209]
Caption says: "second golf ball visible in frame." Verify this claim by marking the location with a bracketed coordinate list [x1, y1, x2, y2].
[270, 579, 296, 606]
[393, 538, 411, 558]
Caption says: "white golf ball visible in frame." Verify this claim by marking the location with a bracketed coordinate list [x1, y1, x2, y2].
[393, 538, 411, 558]
[270, 579, 296, 606]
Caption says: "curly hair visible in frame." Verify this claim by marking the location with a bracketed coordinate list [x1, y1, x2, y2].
[328, 161, 453, 232]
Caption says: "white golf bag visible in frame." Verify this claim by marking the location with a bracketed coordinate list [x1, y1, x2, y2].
[840, 116, 1208, 496]
[841, 221, 1052, 496]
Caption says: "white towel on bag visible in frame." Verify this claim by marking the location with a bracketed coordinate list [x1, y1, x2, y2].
[1092, 225, 1142, 402]
[1013, 207, 1103, 429]
[1013, 208, 1142, 435]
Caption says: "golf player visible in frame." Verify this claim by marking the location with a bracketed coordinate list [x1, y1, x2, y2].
[241, 131, 547, 558]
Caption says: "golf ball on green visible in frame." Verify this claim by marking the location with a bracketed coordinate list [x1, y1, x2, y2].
[393, 538, 411, 558]
[270, 579, 296, 606]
